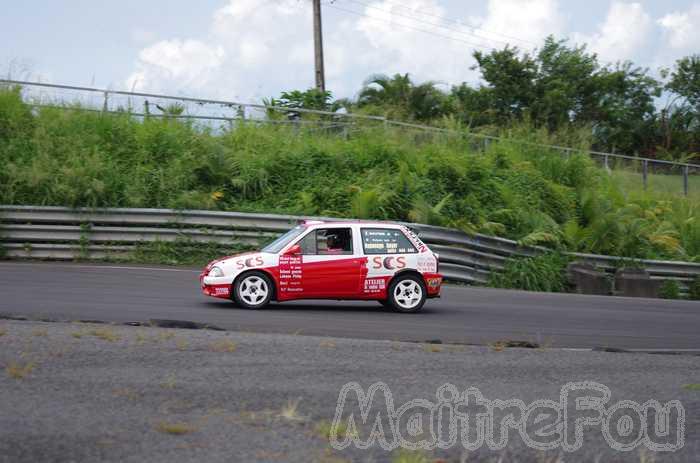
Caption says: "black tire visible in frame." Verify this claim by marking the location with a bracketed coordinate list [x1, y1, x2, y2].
[387, 274, 427, 313]
[232, 271, 273, 309]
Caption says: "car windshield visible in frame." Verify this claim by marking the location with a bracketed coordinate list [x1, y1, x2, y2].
[261, 225, 307, 253]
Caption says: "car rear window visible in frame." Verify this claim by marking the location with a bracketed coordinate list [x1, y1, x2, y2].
[361, 228, 417, 255]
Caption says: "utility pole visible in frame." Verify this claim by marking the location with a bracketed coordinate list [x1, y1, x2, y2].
[312, 0, 326, 93]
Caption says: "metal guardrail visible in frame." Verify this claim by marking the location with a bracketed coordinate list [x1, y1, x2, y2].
[2, 206, 700, 290]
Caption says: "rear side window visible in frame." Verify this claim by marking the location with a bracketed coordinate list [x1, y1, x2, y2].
[361, 228, 417, 255]
[298, 228, 353, 255]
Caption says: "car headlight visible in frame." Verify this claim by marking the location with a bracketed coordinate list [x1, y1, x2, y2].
[209, 266, 224, 278]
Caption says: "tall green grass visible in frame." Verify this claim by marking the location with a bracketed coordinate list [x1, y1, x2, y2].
[1, 86, 699, 262]
[489, 252, 570, 293]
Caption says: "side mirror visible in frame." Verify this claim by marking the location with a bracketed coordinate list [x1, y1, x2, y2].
[283, 244, 301, 256]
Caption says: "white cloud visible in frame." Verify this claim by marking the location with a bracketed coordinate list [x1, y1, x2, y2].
[658, 4, 700, 51]
[352, 0, 478, 86]
[574, 2, 651, 64]
[124, 0, 570, 100]
[126, 0, 312, 100]
[350, 0, 565, 89]
[126, 39, 225, 93]
[471, 0, 565, 48]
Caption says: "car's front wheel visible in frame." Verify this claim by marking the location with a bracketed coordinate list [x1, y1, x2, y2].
[388, 274, 426, 313]
[233, 271, 273, 309]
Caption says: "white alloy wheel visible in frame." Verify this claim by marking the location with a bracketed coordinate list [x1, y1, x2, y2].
[388, 274, 427, 313]
[393, 279, 423, 310]
[237, 274, 270, 308]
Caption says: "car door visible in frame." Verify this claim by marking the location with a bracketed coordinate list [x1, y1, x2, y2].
[298, 227, 364, 297]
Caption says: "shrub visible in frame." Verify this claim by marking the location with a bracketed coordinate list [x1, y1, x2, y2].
[489, 252, 569, 292]
[1, 87, 699, 264]
[660, 280, 682, 300]
[689, 276, 700, 301]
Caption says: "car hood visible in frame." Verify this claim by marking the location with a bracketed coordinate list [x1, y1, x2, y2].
[205, 251, 277, 273]
[205, 251, 256, 271]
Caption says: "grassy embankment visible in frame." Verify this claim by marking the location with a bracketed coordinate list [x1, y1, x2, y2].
[1, 87, 699, 294]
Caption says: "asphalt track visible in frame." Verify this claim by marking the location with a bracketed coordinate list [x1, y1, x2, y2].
[1, 261, 698, 350]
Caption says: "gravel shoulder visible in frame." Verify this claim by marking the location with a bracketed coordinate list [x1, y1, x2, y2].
[0, 320, 699, 463]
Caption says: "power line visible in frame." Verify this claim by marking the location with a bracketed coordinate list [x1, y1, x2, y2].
[325, 3, 497, 51]
[368, 0, 538, 47]
[343, 0, 521, 49]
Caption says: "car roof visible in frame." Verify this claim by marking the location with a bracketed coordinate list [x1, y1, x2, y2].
[301, 220, 406, 229]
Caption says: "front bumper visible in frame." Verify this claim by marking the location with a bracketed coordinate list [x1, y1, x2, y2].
[200, 272, 233, 299]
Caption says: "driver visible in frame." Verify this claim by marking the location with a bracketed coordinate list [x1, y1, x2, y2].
[325, 234, 344, 254]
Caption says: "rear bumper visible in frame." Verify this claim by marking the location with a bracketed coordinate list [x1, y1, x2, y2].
[423, 273, 443, 298]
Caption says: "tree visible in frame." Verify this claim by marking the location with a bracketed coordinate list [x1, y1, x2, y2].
[667, 55, 700, 108]
[264, 88, 334, 120]
[531, 37, 599, 129]
[468, 36, 661, 154]
[448, 83, 497, 128]
[358, 73, 412, 109]
[592, 62, 660, 155]
[357, 73, 448, 121]
[472, 46, 537, 123]
[660, 55, 700, 160]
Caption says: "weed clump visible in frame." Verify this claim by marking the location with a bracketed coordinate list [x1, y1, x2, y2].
[489, 252, 569, 292]
[209, 338, 237, 353]
[155, 421, 196, 435]
[660, 280, 682, 300]
[315, 419, 357, 441]
[87, 328, 120, 342]
[6, 361, 34, 379]
[689, 276, 700, 301]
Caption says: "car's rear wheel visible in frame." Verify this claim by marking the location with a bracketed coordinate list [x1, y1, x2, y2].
[388, 274, 426, 313]
[233, 271, 273, 309]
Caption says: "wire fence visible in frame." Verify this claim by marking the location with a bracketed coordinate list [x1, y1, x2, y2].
[2, 78, 699, 198]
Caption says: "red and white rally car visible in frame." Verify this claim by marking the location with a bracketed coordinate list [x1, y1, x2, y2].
[200, 221, 442, 312]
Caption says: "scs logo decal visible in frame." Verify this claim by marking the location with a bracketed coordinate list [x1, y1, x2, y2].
[372, 256, 406, 270]
[235, 256, 264, 270]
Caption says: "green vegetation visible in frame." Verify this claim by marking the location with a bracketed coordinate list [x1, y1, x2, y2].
[689, 276, 700, 300]
[660, 280, 682, 300]
[155, 421, 197, 435]
[390, 449, 430, 463]
[275, 39, 700, 163]
[315, 420, 356, 441]
[87, 327, 121, 342]
[489, 253, 570, 293]
[1, 85, 699, 265]
[5, 361, 35, 379]
[610, 170, 700, 202]
[208, 338, 238, 353]
[129, 239, 252, 266]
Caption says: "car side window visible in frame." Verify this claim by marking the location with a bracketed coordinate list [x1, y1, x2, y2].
[361, 228, 417, 254]
[298, 232, 317, 255]
[298, 228, 353, 255]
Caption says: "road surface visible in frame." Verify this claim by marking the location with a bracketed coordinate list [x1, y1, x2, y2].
[1, 261, 698, 349]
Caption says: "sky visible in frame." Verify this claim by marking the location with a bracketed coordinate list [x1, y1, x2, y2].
[2, 0, 700, 103]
